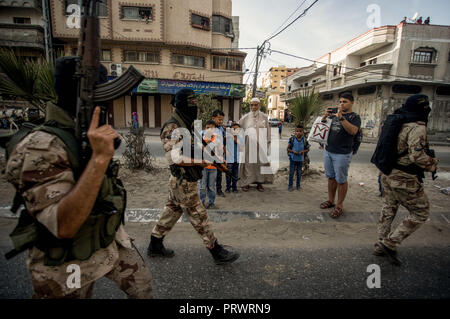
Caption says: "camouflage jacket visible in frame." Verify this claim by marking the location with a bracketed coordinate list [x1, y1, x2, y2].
[390, 122, 438, 180]
[5, 106, 132, 295]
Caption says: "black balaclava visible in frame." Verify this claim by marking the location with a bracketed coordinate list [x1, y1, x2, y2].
[54, 56, 108, 117]
[398, 94, 432, 123]
[171, 88, 198, 127]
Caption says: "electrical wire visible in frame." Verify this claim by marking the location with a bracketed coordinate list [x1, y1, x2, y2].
[265, 0, 319, 42]
[267, 0, 307, 39]
[271, 49, 436, 82]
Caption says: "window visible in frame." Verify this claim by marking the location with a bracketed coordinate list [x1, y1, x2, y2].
[360, 62, 366, 67]
[101, 49, 111, 61]
[66, 0, 107, 17]
[413, 49, 434, 63]
[122, 6, 152, 21]
[369, 58, 377, 65]
[191, 13, 210, 31]
[212, 56, 243, 71]
[357, 86, 377, 95]
[212, 15, 232, 36]
[13, 17, 31, 24]
[436, 86, 450, 96]
[288, 85, 291, 92]
[322, 94, 333, 100]
[173, 54, 205, 68]
[124, 51, 159, 63]
[392, 85, 422, 94]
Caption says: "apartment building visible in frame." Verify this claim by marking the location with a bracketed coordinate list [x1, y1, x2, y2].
[50, 0, 246, 128]
[282, 22, 450, 138]
[0, 0, 54, 109]
[261, 66, 299, 120]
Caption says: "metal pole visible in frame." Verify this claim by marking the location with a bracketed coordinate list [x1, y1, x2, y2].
[41, 0, 53, 62]
[252, 46, 260, 98]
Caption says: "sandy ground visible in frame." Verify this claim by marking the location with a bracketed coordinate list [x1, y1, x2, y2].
[1, 153, 449, 214]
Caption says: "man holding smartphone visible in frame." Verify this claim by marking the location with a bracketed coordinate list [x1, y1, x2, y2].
[319, 92, 361, 218]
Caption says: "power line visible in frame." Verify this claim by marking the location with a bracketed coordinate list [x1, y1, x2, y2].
[265, 0, 319, 42]
[267, 0, 307, 39]
[271, 49, 435, 82]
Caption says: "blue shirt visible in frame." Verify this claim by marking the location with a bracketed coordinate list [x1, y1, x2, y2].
[289, 136, 307, 162]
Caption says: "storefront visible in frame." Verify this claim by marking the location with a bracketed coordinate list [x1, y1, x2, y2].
[110, 78, 246, 128]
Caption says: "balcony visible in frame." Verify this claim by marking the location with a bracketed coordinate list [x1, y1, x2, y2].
[344, 63, 392, 84]
[345, 26, 395, 56]
[0, 0, 42, 10]
[0, 23, 45, 50]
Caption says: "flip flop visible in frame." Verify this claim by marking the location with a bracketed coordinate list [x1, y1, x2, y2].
[330, 206, 343, 218]
[320, 200, 335, 209]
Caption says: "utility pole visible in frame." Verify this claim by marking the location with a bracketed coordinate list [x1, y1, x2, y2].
[42, 0, 53, 63]
[252, 45, 261, 98]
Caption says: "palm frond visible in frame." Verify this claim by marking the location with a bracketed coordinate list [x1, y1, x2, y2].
[0, 49, 56, 113]
[288, 89, 322, 128]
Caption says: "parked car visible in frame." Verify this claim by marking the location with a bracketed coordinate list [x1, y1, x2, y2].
[268, 118, 280, 127]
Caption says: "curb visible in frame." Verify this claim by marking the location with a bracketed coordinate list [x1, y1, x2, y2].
[1, 207, 449, 224]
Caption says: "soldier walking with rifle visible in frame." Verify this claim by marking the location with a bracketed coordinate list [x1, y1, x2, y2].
[3, 0, 152, 298]
[371, 94, 439, 266]
[147, 88, 240, 265]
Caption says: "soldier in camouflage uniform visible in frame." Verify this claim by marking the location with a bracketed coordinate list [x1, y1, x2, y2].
[147, 89, 239, 265]
[374, 94, 439, 265]
[4, 57, 152, 298]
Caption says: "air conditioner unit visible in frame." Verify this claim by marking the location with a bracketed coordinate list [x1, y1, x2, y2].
[109, 63, 122, 77]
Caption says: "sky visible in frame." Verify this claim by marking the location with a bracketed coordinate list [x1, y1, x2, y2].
[232, 0, 450, 85]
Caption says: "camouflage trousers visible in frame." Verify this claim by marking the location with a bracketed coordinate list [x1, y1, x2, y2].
[30, 241, 152, 299]
[378, 173, 430, 250]
[152, 175, 217, 249]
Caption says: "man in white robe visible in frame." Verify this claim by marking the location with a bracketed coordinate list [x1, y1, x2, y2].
[238, 98, 274, 192]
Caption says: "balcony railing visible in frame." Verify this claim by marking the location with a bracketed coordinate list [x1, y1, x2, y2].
[0, 0, 42, 10]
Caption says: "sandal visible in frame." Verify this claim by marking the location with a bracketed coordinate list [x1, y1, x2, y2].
[242, 185, 249, 192]
[320, 200, 335, 209]
[330, 206, 343, 218]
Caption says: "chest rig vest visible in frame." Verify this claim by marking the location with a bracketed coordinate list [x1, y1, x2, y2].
[4, 105, 126, 266]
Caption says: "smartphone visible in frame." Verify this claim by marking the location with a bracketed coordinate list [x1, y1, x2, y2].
[328, 107, 338, 114]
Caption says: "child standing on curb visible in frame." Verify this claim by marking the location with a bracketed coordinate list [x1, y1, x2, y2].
[287, 125, 310, 191]
[225, 122, 243, 193]
[200, 120, 219, 208]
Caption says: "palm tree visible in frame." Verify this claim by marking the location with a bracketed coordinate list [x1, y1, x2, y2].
[287, 89, 322, 175]
[0, 49, 57, 114]
[287, 88, 322, 128]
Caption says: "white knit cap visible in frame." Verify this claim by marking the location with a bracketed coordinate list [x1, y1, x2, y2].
[250, 97, 260, 103]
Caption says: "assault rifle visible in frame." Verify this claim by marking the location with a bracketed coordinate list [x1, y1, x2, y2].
[193, 128, 239, 182]
[75, 0, 144, 168]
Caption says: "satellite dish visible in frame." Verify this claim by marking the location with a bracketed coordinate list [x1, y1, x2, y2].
[412, 12, 418, 21]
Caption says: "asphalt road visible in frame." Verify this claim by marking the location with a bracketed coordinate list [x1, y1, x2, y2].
[1, 219, 449, 299]
[115, 135, 450, 167]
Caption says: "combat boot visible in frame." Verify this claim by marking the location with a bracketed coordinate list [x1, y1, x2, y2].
[147, 235, 175, 257]
[208, 240, 240, 265]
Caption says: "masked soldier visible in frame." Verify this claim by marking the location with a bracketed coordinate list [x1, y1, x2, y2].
[374, 94, 439, 265]
[4, 57, 152, 298]
[147, 89, 239, 265]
